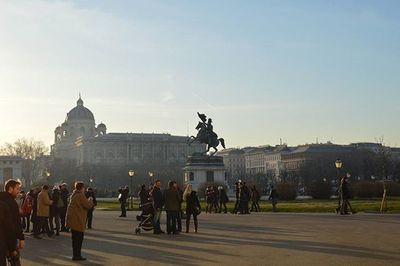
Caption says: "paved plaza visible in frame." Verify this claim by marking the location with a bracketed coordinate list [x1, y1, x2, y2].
[21, 211, 400, 266]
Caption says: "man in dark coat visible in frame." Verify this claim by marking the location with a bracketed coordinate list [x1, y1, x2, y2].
[164, 180, 181, 235]
[60, 183, 70, 232]
[0, 180, 25, 265]
[212, 186, 220, 213]
[218, 186, 228, 213]
[340, 173, 355, 215]
[151, 180, 164, 234]
[231, 182, 241, 214]
[174, 182, 183, 232]
[269, 185, 279, 212]
[0, 201, 15, 266]
[118, 186, 129, 217]
[85, 187, 97, 229]
[240, 182, 251, 214]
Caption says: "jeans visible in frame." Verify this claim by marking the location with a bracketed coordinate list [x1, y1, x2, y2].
[219, 201, 227, 213]
[120, 201, 126, 217]
[177, 210, 182, 231]
[87, 208, 94, 228]
[60, 207, 67, 230]
[50, 212, 61, 233]
[153, 208, 162, 232]
[36, 216, 51, 235]
[251, 201, 260, 212]
[166, 211, 178, 234]
[185, 210, 198, 232]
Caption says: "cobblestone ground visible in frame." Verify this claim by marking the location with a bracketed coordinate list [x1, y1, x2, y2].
[21, 211, 400, 266]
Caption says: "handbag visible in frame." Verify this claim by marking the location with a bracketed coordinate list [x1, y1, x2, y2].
[194, 206, 202, 216]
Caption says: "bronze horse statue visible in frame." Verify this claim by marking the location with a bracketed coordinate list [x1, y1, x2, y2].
[188, 113, 226, 155]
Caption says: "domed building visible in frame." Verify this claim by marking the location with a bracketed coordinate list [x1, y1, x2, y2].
[51, 96, 205, 186]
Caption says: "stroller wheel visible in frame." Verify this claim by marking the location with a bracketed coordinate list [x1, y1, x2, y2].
[135, 228, 141, 234]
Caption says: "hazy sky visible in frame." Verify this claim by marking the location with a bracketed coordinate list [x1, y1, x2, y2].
[1, 0, 400, 149]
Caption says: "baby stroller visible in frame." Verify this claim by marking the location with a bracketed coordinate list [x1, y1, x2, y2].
[135, 201, 154, 234]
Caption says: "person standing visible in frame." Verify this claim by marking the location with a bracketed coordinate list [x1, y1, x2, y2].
[269, 185, 279, 212]
[0, 179, 25, 266]
[174, 182, 183, 232]
[85, 187, 97, 229]
[21, 190, 34, 233]
[37, 185, 54, 238]
[151, 180, 164, 234]
[66, 181, 93, 261]
[183, 184, 201, 233]
[31, 188, 40, 238]
[240, 182, 250, 214]
[212, 186, 220, 213]
[50, 187, 62, 236]
[164, 180, 181, 235]
[0, 201, 15, 266]
[340, 173, 355, 215]
[231, 182, 240, 214]
[250, 185, 261, 212]
[139, 185, 148, 207]
[59, 183, 70, 232]
[218, 186, 228, 213]
[118, 186, 129, 217]
[205, 186, 214, 213]
[15, 191, 25, 230]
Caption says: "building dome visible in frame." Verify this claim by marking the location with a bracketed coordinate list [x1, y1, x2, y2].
[66, 96, 95, 121]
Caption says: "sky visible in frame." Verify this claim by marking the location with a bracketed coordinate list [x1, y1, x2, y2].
[1, 0, 400, 149]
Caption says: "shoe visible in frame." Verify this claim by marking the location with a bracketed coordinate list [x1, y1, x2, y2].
[56, 232, 60, 236]
[160, 231, 165, 234]
[48, 231, 54, 237]
[153, 231, 161, 234]
[194, 229, 198, 233]
[33, 235, 42, 239]
[172, 231, 179, 235]
[72, 256, 87, 261]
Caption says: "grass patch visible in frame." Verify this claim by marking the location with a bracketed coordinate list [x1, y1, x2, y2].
[96, 198, 400, 213]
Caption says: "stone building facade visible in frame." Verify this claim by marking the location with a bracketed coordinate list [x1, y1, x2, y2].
[50, 97, 205, 186]
[0, 156, 23, 185]
[217, 148, 247, 185]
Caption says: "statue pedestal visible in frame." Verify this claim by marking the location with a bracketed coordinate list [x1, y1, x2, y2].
[183, 153, 226, 191]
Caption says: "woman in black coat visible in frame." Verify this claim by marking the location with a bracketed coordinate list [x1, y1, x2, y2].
[50, 187, 62, 235]
[183, 184, 201, 233]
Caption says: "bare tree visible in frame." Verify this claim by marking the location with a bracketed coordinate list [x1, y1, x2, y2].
[0, 138, 49, 185]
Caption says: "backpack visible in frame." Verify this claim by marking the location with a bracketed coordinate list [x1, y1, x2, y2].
[21, 196, 33, 216]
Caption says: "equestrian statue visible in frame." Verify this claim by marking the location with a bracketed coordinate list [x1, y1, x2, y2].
[188, 112, 226, 155]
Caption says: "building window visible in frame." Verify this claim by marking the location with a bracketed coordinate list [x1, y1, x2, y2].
[206, 171, 214, 182]
[189, 172, 194, 181]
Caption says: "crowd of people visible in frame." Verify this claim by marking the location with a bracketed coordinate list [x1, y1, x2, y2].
[0, 179, 97, 264]
[0, 174, 360, 265]
[124, 179, 201, 235]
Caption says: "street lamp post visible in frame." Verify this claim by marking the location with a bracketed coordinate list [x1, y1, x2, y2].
[148, 171, 154, 184]
[335, 159, 343, 213]
[335, 159, 343, 181]
[46, 171, 51, 182]
[128, 170, 135, 210]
